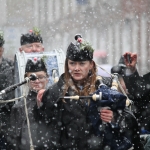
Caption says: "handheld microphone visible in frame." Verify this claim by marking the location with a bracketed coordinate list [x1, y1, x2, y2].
[0, 73, 37, 95]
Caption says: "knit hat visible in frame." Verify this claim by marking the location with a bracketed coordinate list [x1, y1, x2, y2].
[0, 31, 5, 47]
[66, 34, 94, 61]
[20, 27, 43, 46]
[25, 57, 47, 73]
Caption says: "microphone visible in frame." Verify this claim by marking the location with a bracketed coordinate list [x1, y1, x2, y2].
[0, 73, 37, 95]
[26, 73, 37, 81]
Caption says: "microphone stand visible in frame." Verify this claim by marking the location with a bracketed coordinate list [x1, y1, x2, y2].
[0, 74, 36, 150]
[0, 75, 36, 95]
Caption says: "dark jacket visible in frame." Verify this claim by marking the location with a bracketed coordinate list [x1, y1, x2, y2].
[106, 109, 144, 150]
[0, 57, 14, 149]
[34, 74, 101, 150]
[123, 70, 150, 131]
[88, 85, 143, 150]
[0, 57, 14, 99]
[34, 74, 143, 150]
[0, 57, 14, 115]
[10, 90, 49, 150]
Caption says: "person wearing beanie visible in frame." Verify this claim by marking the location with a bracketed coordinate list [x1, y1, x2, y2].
[10, 57, 49, 150]
[19, 27, 44, 53]
[0, 30, 14, 149]
[14, 27, 44, 98]
[33, 35, 143, 149]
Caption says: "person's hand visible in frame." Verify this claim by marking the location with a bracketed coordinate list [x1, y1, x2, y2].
[37, 89, 46, 107]
[123, 52, 137, 71]
[100, 108, 113, 123]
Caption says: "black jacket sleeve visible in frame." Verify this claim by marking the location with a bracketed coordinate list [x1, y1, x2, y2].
[123, 70, 150, 100]
[33, 83, 62, 124]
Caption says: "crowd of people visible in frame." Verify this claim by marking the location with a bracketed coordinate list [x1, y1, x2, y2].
[0, 28, 149, 150]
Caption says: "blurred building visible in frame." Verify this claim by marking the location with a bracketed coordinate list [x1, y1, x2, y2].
[0, 0, 150, 74]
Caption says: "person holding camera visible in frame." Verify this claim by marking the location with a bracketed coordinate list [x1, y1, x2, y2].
[123, 52, 150, 133]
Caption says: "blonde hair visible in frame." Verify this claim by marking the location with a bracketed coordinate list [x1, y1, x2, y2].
[63, 58, 97, 96]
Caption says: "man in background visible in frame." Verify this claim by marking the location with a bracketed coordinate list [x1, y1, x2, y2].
[11, 58, 49, 149]
[19, 27, 44, 53]
[14, 27, 44, 98]
[123, 52, 150, 132]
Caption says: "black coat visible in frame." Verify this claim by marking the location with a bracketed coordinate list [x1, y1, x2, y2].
[106, 109, 144, 150]
[34, 74, 100, 150]
[10, 90, 49, 150]
[34, 74, 143, 150]
[0, 57, 14, 99]
[123, 70, 150, 131]
[0, 57, 14, 111]
[0, 57, 14, 149]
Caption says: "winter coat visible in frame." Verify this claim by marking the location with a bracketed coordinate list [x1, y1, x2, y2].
[0, 57, 14, 99]
[88, 85, 143, 150]
[123, 70, 150, 132]
[10, 90, 49, 150]
[34, 74, 143, 150]
[102, 108, 144, 150]
[0, 57, 14, 149]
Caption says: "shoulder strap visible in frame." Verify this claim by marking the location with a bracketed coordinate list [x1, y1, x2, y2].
[123, 108, 136, 119]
